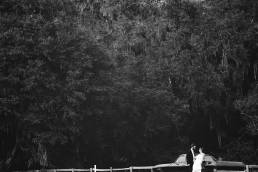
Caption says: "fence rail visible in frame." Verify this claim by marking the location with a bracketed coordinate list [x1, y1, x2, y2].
[14, 164, 258, 172]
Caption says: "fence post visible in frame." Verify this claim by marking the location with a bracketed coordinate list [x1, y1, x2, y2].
[151, 168, 153, 172]
[72, 168, 75, 172]
[110, 167, 113, 172]
[90, 168, 93, 172]
[130, 167, 133, 172]
[246, 165, 249, 172]
[94, 165, 97, 172]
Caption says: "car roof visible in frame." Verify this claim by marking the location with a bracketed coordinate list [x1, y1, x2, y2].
[175, 154, 217, 163]
[215, 161, 245, 167]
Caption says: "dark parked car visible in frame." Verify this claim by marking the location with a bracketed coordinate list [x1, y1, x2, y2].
[174, 154, 216, 166]
[154, 154, 245, 172]
[174, 154, 245, 168]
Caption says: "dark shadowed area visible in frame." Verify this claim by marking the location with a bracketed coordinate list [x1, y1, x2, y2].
[0, 0, 258, 171]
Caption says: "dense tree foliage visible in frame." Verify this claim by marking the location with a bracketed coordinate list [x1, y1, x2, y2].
[0, 0, 258, 170]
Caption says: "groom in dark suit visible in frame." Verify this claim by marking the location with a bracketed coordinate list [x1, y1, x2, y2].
[186, 143, 196, 172]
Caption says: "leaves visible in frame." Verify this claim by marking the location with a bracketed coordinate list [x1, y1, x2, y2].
[1, 0, 258, 169]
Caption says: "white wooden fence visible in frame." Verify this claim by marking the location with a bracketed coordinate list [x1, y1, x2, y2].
[14, 164, 258, 172]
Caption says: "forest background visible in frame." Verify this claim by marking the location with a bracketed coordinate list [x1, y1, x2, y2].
[1, 0, 258, 171]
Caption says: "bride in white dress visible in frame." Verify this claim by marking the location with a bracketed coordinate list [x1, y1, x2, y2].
[191, 146, 205, 172]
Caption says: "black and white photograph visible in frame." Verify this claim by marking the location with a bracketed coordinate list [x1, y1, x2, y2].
[0, 0, 258, 172]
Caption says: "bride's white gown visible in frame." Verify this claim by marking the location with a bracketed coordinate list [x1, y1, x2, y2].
[192, 153, 205, 172]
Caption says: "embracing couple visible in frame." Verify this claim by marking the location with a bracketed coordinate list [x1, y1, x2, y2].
[186, 144, 205, 172]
